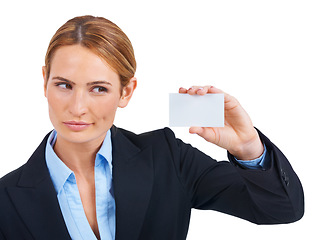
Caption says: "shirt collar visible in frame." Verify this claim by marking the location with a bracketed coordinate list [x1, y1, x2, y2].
[45, 129, 113, 194]
[95, 130, 113, 175]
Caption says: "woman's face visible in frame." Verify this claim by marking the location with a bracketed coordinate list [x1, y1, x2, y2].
[43, 45, 136, 145]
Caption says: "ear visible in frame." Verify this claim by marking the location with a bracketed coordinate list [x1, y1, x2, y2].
[118, 77, 137, 108]
[42, 66, 48, 97]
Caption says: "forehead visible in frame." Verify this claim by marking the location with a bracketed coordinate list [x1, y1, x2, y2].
[50, 45, 120, 84]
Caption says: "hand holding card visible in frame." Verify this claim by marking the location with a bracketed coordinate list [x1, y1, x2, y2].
[171, 86, 264, 160]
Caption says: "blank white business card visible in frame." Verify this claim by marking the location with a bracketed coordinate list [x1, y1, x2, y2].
[169, 93, 224, 127]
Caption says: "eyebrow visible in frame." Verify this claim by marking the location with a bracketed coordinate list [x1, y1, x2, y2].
[52, 76, 112, 86]
[87, 81, 112, 86]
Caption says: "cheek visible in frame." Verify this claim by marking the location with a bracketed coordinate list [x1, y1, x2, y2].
[94, 97, 120, 122]
[46, 90, 66, 118]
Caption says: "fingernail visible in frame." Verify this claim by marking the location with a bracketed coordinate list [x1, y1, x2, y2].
[188, 88, 192, 91]
[198, 87, 204, 90]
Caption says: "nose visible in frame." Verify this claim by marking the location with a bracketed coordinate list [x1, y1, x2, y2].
[69, 89, 88, 117]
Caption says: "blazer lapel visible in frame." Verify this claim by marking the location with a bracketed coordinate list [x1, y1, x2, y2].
[7, 133, 71, 240]
[111, 126, 154, 240]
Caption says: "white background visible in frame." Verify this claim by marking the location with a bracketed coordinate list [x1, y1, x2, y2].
[0, 0, 320, 239]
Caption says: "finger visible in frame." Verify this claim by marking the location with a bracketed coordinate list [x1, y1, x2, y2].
[208, 86, 224, 94]
[179, 87, 188, 93]
[187, 86, 200, 95]
[187, 86, 212, 95]
[196, 85, 213, 95]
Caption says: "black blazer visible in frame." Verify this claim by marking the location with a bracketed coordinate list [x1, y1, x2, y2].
[0, 126, 304, 240]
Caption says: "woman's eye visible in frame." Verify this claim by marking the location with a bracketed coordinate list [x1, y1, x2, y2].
[55, 83, 72, 90]
[92, 86, 108, 93]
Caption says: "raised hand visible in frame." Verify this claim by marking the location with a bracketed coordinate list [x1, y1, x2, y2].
[179, 86, 264, 160]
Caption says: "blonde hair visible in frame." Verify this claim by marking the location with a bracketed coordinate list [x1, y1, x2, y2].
[44, 15, 136, 87]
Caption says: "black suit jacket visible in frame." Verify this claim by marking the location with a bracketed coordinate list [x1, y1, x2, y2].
[0, 126, 304, 240]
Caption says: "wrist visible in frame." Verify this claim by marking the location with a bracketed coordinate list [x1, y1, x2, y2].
[229, 132, 264, 161]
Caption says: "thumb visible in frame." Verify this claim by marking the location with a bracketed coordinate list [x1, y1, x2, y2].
[189, 126, 203, 134]
[189, 127, 217, 143]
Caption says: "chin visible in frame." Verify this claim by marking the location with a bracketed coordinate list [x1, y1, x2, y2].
[56, 127, 108, 145]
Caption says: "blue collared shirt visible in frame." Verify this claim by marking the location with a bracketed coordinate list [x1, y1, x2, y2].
[45, 128, 268, 239]
[45, 130, 115, 240]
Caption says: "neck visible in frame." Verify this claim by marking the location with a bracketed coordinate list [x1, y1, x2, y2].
[53, 133, 106, 178]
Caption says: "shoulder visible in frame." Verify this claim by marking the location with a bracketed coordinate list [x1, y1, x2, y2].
[113, 126, 177, 147]
[113, 126, 204, 161]
[0, 165, 24, 188]
[0, 131, 51, 188]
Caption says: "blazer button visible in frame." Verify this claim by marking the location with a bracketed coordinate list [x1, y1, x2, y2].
[284, 177, 290, 186]
[281, 170, 290, 186]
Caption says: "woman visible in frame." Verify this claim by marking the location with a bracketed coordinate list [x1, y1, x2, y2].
[0, 15, 304, 240]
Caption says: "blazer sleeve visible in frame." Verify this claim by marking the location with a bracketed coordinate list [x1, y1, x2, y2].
[163, 127, 304, 225]
[0, 229, 5, 240]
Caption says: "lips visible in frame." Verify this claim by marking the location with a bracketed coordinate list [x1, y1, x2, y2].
[63, 121, 92, 131]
